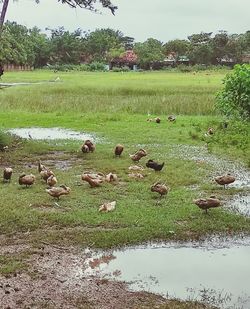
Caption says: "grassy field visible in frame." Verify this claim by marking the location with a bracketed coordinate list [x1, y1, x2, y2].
[0, 69, 225, 114]
[0, 69, 249, 251]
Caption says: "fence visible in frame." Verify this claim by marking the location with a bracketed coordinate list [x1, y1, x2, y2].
[3, 64, 34, 71]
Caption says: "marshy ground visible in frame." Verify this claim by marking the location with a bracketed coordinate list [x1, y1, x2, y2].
[0, 70, 249, 308]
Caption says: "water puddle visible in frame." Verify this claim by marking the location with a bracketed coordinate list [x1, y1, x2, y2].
[227, 194, 250, 217]
[7, 127, 97, 141]
[170, 144, 250, 189]
[84, 237, 250, 309]
[0, 80, 60, 87]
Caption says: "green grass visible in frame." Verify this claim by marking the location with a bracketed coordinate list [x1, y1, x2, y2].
[0, 70, 225, 115]
[0, 70, 249, 252]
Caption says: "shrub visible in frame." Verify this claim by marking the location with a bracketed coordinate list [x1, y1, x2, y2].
[177, 64, 193, 72]
[0, 130, 10, 151]
[112, 66, 130, 72]
[87, 62, 107, 72]
[216, 64, 250, 120]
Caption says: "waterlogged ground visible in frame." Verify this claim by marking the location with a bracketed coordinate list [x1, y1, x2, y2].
[85, 236, 250, 309]
[168, 144, 250, 216]
[0, 242, 211, 309]
[1, 127, 249, 308]
[7, 127, 98, 142]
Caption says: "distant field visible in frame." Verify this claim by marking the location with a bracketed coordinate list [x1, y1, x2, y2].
[0, 70, 227, 115]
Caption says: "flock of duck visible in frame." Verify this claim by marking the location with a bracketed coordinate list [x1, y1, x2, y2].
[2, 129, 236, 213]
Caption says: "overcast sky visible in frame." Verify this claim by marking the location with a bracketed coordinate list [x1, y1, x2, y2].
[5, 0, 250, 42]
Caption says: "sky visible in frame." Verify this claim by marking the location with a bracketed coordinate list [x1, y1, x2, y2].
[5, 0, 250, 42]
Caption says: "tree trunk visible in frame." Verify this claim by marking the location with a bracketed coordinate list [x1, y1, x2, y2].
[0, 0, 9, 33]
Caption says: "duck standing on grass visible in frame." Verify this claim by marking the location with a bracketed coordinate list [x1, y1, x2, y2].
[215, 174, 236, 189]
[3, 167, 13, 182]
[129, 149, 147, 162]
[193, 197, 221, 214]
[19, 173, 36, 188]
[151, 182, 170, 198]
[38, 160, 47, 173]
[82, 173, 103, 187]
[82, 140, 95, 152]
[47, 175, 58, 187]
[40, 169, 54, 182]
[114, 144, 124, 157]
[46, 185, 71, 200]
[146, 160, 165, 171]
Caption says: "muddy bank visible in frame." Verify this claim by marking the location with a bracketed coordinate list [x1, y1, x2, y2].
[84, 236, 250, 309]
[0, 244, 209, 309]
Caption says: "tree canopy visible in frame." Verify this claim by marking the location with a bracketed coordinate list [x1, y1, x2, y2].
[0, 23, 250, 68]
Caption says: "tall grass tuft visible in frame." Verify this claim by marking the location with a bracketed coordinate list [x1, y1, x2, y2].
[0, 70, 225, 115]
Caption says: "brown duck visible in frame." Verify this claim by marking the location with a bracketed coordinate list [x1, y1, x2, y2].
[193, 197, 221, 213]
[38, 160, 47, 173]
[81, 144, 90, 153]
[19, 173, 36, 187]
[83, 140, 95, 152]
[3, 167, 13, 182]
[114, 144, 124, 157]
[129, 149, 147, 162]
[40, 169, 54, 181]
[82, 174, 103, 187]
[151, 182, 170, 197]
[46, 185, 71, 200]
[47, 175, 58, 187]
[106, 172, 118, 182]
[215, 174, 236, 189]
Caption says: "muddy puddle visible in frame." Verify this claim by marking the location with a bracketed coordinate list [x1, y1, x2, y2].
[169, 144, 250, 217]
[227, 194, 250, 217]
[84, 236, 250, 309]
[169, 144, 250, 189]
[7, 127, 98, 141]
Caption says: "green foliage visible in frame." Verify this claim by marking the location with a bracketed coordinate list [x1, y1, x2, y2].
[216, 64, 250, 119]
[0, 130, 10, 151]
[0, 70, 223, 115]
[134, 38, 165, 69]
[111, 66, 130, 72]
[84, 28, 127, 62]
[46, 62, 107, 72]
[164, 39, 191, 56]
[87, 62, 107, 71]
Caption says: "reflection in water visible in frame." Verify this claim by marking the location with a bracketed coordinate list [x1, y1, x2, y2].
[85, 239, 250, 309]
[7, 127, 97, 141]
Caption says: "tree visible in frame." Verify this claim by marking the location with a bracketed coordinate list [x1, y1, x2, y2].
[211, 31, 229, 64]
[216, 64, 250, 120]
[0, 0, 117, 31]
[164, 39, 190, 57]
[188, 32, 213, 64]
[84, 29, 125, 62]
[134, 38, 165, 69]
[48, 27, 85, 64]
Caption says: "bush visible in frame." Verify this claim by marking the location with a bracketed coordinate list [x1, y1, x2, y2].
[177, 64, 193, 72]
[45, 62, 107, 72]
[87, 62, 107, 72]
[112, 66, 130, 72]
[216, 64, 250, 120]
[0, 130, 10, 151]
